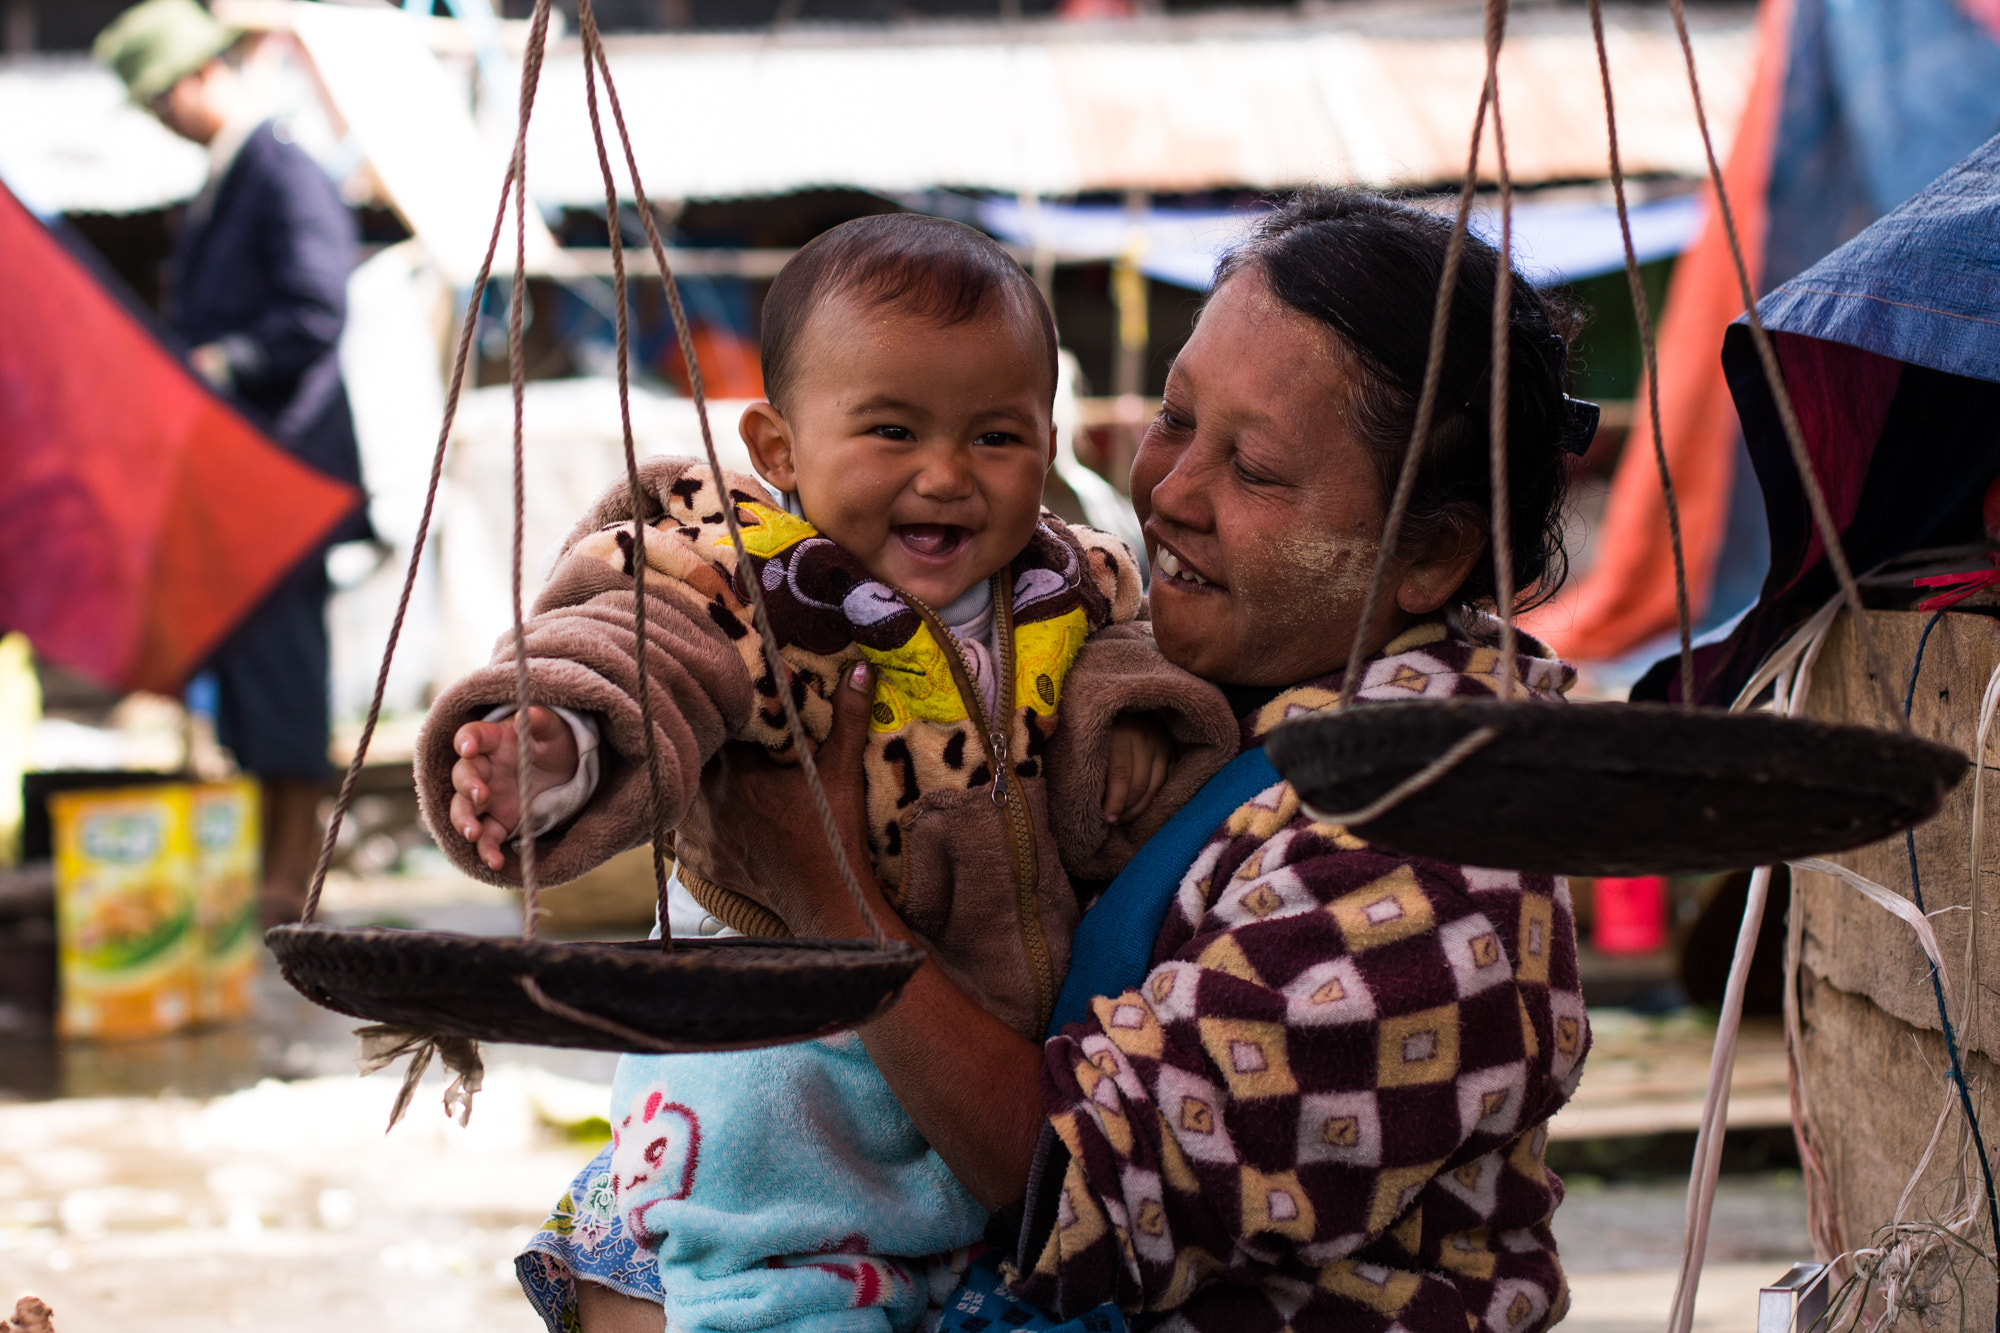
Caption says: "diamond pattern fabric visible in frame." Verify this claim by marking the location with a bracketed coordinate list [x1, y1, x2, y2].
[1014, 617, 1589, 1333]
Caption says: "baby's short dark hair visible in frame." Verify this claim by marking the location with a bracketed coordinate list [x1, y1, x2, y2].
[760, 214, 1058, 413]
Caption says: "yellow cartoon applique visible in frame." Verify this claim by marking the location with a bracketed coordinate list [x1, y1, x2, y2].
[1012, 607, 1087, 716]
[730, 502, 820, 560]
[862, 622, 971, 731]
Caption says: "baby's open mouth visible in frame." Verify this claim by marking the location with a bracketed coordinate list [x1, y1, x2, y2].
[895, 524, 972, 559]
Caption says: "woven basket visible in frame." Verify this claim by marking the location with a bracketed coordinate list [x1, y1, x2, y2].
[266, 925, 924, 1052]
[1265, 700, 1968, 877]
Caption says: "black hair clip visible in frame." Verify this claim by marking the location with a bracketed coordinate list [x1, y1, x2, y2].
[1559, 395, 1601, 456]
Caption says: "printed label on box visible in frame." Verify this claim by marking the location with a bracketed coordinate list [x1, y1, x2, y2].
[51, 785, 198, 1040]
[191, 778, 260, 1024]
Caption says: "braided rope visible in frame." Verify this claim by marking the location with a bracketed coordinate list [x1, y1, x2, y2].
[1336, 5, 1499, 706]
[1485, 29, 1518, 702]
[573, 1, 889, 947]
[310, 0, 887, 960]
[506, 6, 551, 940]
[1587, 0, 1694, 709]
[576, 8, 676, 951]
[1662, 0, 1905, 727]
[1660, 9, 1932, 1330]
[300, 0, 555, 924]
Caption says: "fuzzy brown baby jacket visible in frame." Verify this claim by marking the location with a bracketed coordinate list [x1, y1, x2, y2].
[414, 458, 1239, 1037]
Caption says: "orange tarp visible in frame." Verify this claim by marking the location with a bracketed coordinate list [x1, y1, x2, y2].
[1523, 0, 1791, 663]
[0, 183, 360, 694]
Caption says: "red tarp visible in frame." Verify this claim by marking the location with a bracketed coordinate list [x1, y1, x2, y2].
[0, 181, 360, 694]
[1522, 0, 1790, 662]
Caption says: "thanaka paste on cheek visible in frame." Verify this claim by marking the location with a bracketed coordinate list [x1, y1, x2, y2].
[1264, 528, 1382, 636]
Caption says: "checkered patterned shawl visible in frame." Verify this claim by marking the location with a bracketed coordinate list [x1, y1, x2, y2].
[1014, 616, 1590, 1333]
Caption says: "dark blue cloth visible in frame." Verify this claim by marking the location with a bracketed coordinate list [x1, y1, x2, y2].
[937, 1251, 1125, 1333]
[1045, 746, 1281, 1038]
[1639, 131, 2000, 706]
[1637, 0, 2000, 703]
[1763, 0, 2000, 290]
[1757, 132, 2000, 387]
[173, 120, 364, 777]
[172, 121, 366, 514]
[207, 553, 332, 778]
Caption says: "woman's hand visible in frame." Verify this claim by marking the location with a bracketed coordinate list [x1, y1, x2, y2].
[672, 664, 877, 939]
[680, 663, 1047, 1208]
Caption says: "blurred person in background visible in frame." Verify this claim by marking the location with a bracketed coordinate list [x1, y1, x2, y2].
[95, 0, 370, 924]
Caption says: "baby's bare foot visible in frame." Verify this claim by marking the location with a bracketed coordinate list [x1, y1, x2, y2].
[7, 1295, 57, 1333]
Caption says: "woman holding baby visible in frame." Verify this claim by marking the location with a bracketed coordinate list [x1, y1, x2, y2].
[433, 188, 1593, 1333]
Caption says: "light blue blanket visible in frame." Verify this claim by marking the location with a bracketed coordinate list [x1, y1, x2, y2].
[609, 1031, 986, 1333]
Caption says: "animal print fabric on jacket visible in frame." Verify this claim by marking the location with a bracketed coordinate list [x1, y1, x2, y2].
[1011, 617, 1590, 1333]
[415, 458, 1239, 1037]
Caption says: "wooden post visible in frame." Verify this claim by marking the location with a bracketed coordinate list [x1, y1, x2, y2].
[1794, 607, 2000, 1326]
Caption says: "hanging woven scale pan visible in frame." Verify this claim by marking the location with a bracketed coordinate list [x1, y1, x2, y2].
[1258, 6, 1967, 877]
[1266, 700, 1965, 878]
[266, 0, 920, 1054]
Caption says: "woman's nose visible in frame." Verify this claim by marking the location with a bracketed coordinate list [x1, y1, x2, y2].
[1148, 444, 1213, 533]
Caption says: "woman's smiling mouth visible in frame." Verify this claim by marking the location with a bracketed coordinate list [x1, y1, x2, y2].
[1155, 546, 1219, 590]
[895, 523, 973, 560]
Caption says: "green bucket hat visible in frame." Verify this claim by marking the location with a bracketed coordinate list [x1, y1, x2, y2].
[93, 0, 237, 106]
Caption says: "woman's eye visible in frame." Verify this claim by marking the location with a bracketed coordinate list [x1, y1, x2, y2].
[1154, 407, 1192, 435]
[1233, 456, 1276, 486]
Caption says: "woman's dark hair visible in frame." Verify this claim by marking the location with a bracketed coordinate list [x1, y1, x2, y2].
[1212, 188, 1580, 611]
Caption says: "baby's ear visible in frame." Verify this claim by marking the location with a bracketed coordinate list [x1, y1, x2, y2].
[739, 402, 797, 491]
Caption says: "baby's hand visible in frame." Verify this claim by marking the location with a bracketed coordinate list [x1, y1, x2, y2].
[1103, 713, 1175, 825]
[448, 706, 580, 871]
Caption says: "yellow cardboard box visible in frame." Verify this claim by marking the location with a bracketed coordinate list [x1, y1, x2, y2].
[50, 784, 198, 1040]
[190, 779, 260, 1024]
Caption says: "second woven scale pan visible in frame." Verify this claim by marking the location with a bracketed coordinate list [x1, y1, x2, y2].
[266, 0, 920, 1055]
[1259, 4, 1968, 878]
[1267, 701, 1966, 878]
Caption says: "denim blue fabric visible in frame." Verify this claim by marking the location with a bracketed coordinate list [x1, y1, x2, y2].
[935, 1253, 1125, 1333]
[1637, 128, 2000, 706]
[1755, 131, 2000, 386]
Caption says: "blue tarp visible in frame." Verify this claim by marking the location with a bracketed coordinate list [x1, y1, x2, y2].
[1756, 131, 2000, 386]
[1763, 0, 2000, 289]
[974, 193, 1702, 292]
[1636, 130, 2000, 705]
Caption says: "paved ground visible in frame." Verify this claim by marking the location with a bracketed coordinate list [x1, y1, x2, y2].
[0, 1071, 1813, 1333]
[0, 1067, 586, 1332]
[1, 872, 1815, 1332]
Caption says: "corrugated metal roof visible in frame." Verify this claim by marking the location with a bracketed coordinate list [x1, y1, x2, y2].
[526, 11, 1754, 202]
[0, 8, 1753, 214]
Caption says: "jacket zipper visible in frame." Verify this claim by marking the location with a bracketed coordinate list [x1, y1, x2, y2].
[900, 570, 1055, 1034]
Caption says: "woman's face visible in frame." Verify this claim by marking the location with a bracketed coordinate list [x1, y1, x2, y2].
[1133, 267, 1466, 687]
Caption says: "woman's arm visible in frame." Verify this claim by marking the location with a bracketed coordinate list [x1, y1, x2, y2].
[676, 662, 1046, 1209]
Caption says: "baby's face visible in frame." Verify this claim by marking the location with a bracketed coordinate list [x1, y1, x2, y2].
[742, 289, 1056, 610]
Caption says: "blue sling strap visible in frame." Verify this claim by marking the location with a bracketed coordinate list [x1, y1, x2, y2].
[1046, 745, 1282, 1038]
[937, 746, 1283, 1333]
